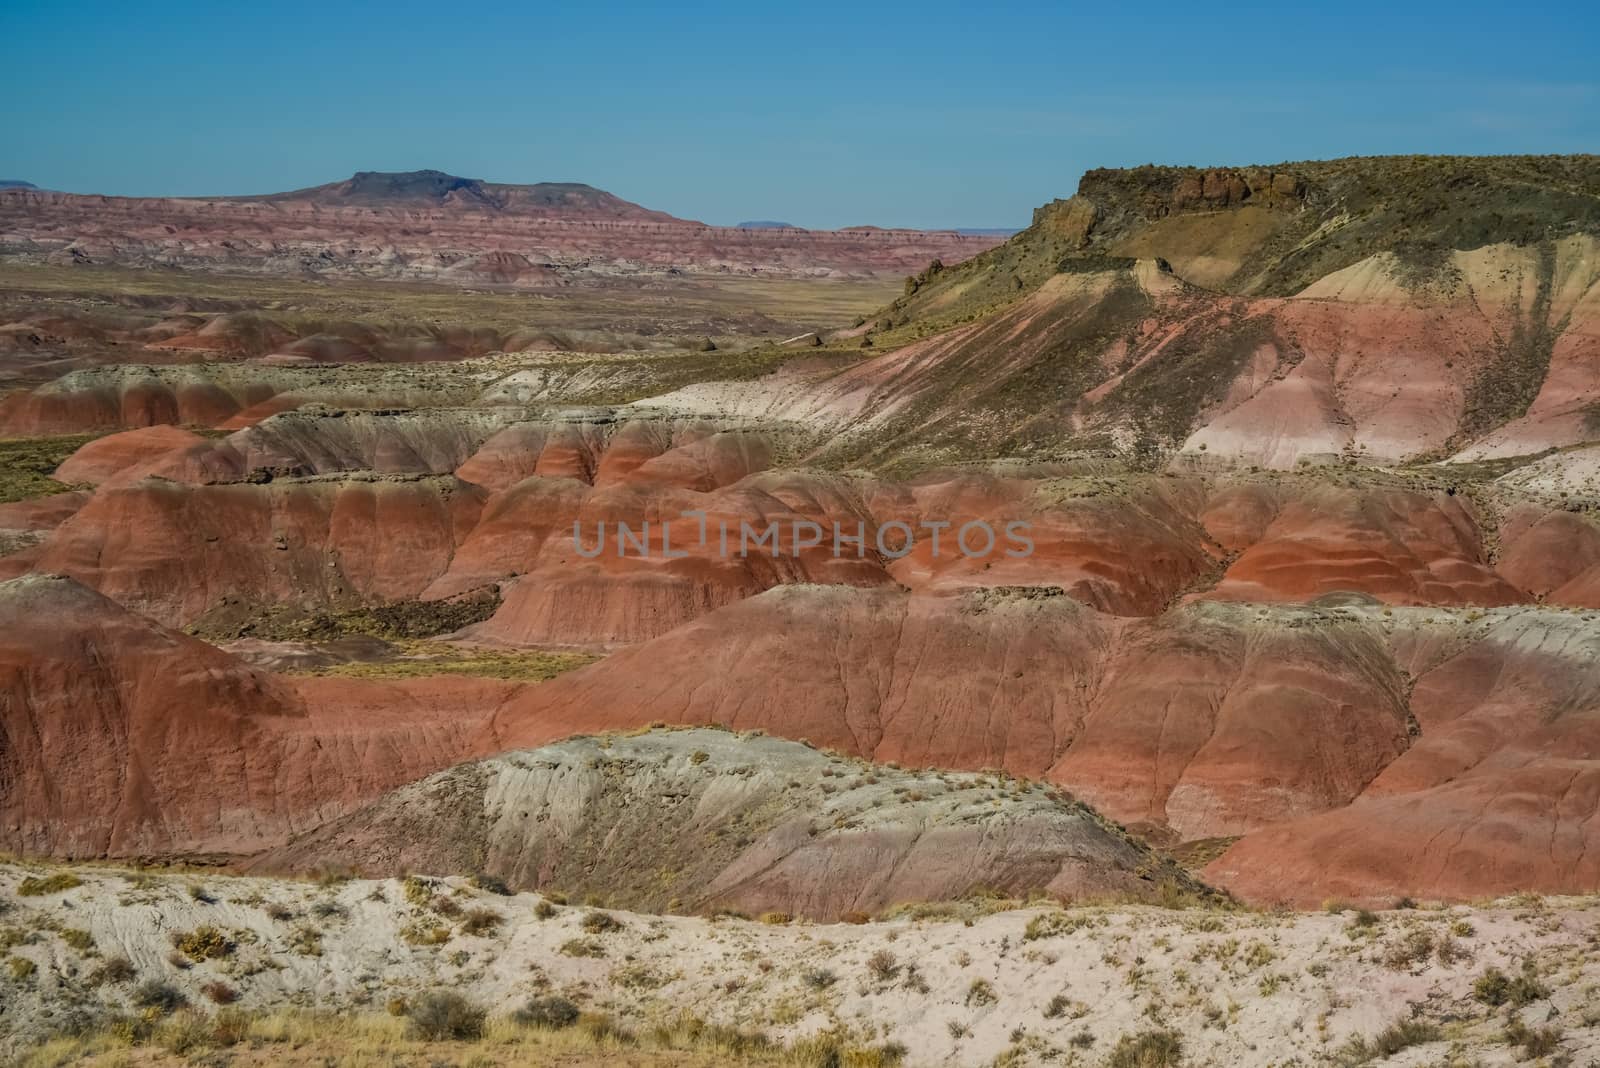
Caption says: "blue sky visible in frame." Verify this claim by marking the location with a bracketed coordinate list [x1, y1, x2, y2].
[4, 1, 1596, 229]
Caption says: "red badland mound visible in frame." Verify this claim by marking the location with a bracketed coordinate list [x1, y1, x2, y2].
[0, 364, 473, 436]
[52, 425, 207, 486]
[1209, 609, 1600, 904]
[480, 585, 1600, 902]
[23, 428, 1600, 644]
[1495, 505, 1600, 607]
[0, 574, 506, 857]
[440, 474, 891, 646]
[1203, 481, 1521, 606]
[30, 474, 486, 626]
[0, 368, 279, 436]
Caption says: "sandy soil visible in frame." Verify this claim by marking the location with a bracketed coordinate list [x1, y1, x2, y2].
[3, 864, 1597, 1066]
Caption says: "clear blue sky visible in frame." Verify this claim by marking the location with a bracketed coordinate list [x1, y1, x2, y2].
[4, 1, 1596, 229]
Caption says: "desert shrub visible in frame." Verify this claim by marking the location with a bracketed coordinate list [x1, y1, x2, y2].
[802, 967, 837, 990]
[173, 925, 233, 962]
[431, 894, 463, 918]
[581, 910, 622, 934]
[577, 1011, 634, 1044]
[1025, 910, 1099, 940]
[288, 925, 323, 957]
[60, 928, 94, 952]
[471, 872, 511, 896]
[867, 949, 899, 981]
[154, 1009, 214, 1055]
[759, 911, 793, 925]
[560, 938, 605, 958]
[966, 978, 997, 1006]
[840, 910, 870, 925]
[310, 900, 346, 920]
[796, 1034, 907, 1066]
[533, 900, 558, 920]
[1505, 1017, 1562, 1057]
[1373, 1019, 1440, 1056]
[1337, 1019, 1441, 1065]
[405, 990, 485, 1041]
[512, 994, 581, 1030]
[1043, 994, 1070, 1019]
[400, 922, 451, 946]
[1107, 1029, 1183, 1068]
[6, 955, 36, 981]
[261, 902, 294, 922]
[1381, 928, 1435, 970]
[17, 872, 82, 897]
[315, 867, 352, 888]
[132, 979, 187, 1015]
[1474, 965, 1548, 1006]
[460, 907, 503, 937]
[187, 884, 216, 904]
[201, 980, 239, 1005]
[211, 1007, 251, 1046]
[1434, 934, 1468, 965]
[87, 955, 136, 986]
[402, 875, 435, 907]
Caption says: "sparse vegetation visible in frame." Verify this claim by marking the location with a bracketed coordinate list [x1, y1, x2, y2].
[172, 925, 233, 962]
[1473, 964, 1548, 1007]
[560, 937, 606, 958]
[131, 979, 187, 1015]
[1106, 1029, 1182, 1068]
[460, 907, 504, 936]
[16, 872, 83, 897]
[512, 995, 582, 1030]
[202, 980, 239, 1005]
[867, 949, 899, 981]
[802, 967, 838, 991]
[1335, 1018, 1441, 1066]
[581, 910, 622, 934]
[404, 990, 485, 1041]
[86, 955, 136, 987]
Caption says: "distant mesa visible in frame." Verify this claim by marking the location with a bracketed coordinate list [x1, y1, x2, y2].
[735, 220, 798, 230]
[0, 180, 36, 190]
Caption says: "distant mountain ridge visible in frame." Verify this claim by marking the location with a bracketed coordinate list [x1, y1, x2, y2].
[0, 169, 1007, 282]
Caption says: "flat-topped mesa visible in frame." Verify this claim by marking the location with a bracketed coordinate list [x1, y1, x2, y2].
[1032, 153, 1600, 263]
[253, 169, 679, 221]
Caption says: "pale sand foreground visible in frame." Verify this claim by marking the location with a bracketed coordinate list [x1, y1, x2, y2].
[2, 863, 1598, 1066]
